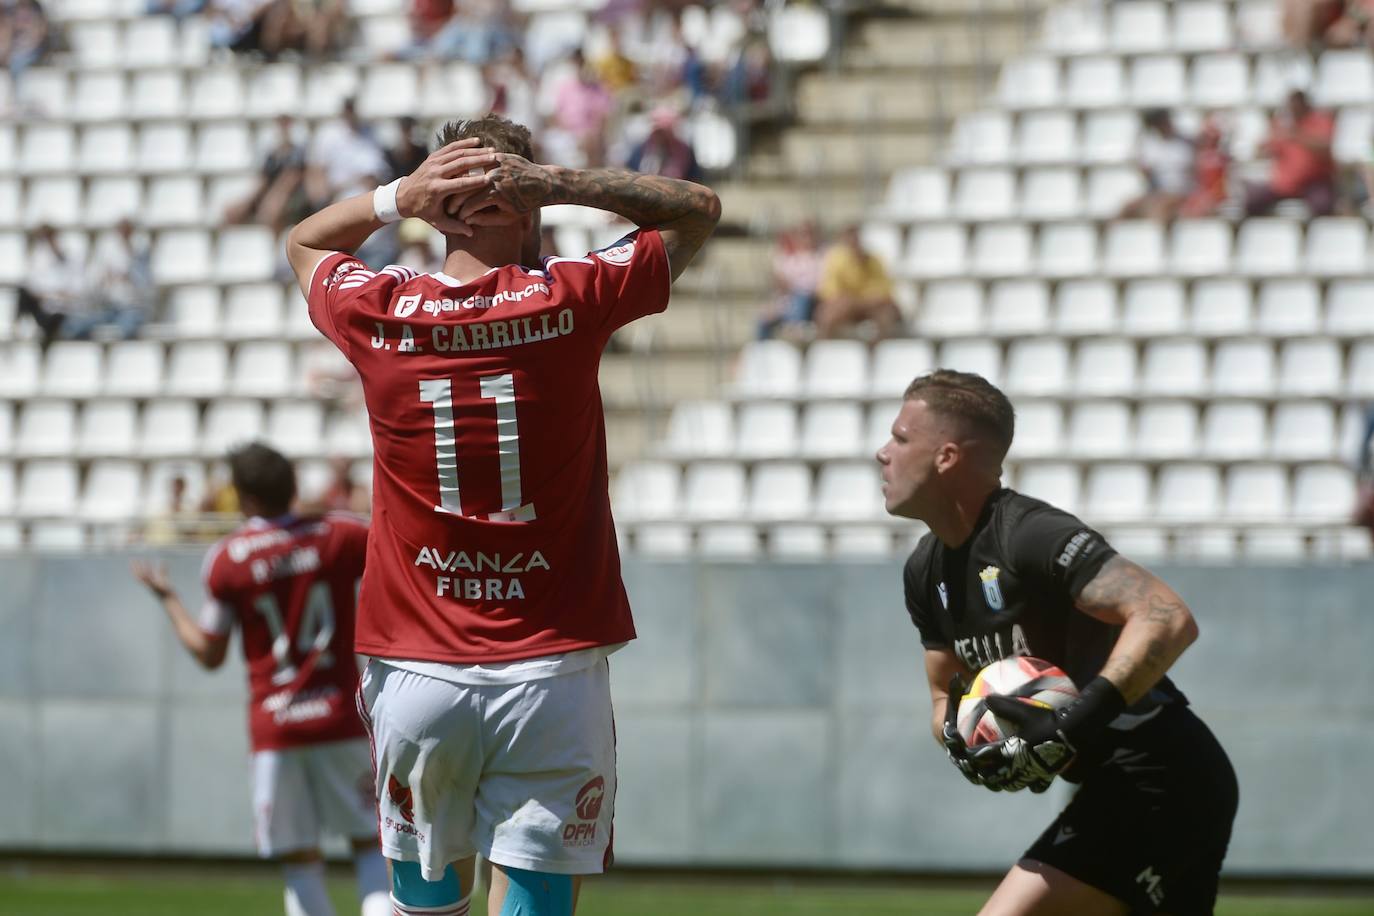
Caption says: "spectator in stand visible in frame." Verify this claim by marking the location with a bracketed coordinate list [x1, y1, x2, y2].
[1246, 90, 1337, 217]
[592, 29, 638, 92]
[1180, 116, 1232, 217]
[758, 221, 822, 340]
[1119, 109, 1195, 220]
[224, 115, 308, 233]
[399, 0, 451, 55]
[15, 225, 91, 347]
[722, 36, 772, 106]
[1, 0, 51, 82]
[385, 115, 429, 180]
[815, 224, 902, 340]
[307, 98, 396, 265]
[1283, 0, 1374, 48]
[483, 47, 540, 135]
[316, 456, 370, 514]
[545, 50, 615, 167]
[402, 0, 516, 62]
[626, 107, 702, 182]
[281, 0, 347, 58]
[206, 0, 288, 56]
[73, 219, 155, 340]
[143, 475, 195, 545]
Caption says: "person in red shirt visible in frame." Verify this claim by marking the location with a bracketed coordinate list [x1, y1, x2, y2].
[1245, 90, 1337, 216]
[132, 443, 388, 916]
[284, 116, 719, 916]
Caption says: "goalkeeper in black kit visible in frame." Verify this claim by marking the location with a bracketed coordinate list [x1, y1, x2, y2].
[877, 370, 1238, 916]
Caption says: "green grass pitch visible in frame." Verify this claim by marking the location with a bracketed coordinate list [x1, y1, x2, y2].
[1, 869, 1371, 916]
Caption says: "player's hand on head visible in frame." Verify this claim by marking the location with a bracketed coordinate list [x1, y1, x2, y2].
[395, 138, 498, 236]
[456, 152, 555, 222]
[131, 559, 172, 598]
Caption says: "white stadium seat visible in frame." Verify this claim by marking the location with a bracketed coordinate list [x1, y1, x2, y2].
[1212, 340, 1274, 397]
[1084, 463, 1151, 523]
[1327, 281, 1374, 336]
[86, 175, 140, 226]
[0, 402, 11, 454]
[67, 20, 119, 67]
[662, 401, 734, 458]
[1190, 279, 1252, 336]
[832, 526, 895, 558]
[1042, 2, 1106, 54]
[1170, 220, 1232, 276]
[970, 223, 1033, 277]
[1129, 55, 1186, 108]
[767, 524, 828, 559]
[1037, 222, 1097, 277]
[19, 124, 75, 175]
[939, 339, 1002, 385]
[1018, 463, 1081, 514]
[70, 71, 126, 122]
[734, 402, 798, 460]
[78, 124, 134, 175]
[813, 461, 882, 521]
[168, 285, 222, 337]
[123, 18, 178, 67]
[1272, 401, 1337, 461]
[358, 64, 419, 119]
[41, 342, 102, 398]
[1174, 2, 1232, 51]
[223, 284, 286, 339]
[229, 341, 294, 397]
[1291, 465, 1355, 520]
[680, 461, 747, 521]
[1236, 219, 1301, 275]
[698, 524, 761, 560]
[1140, 340, 1206, 396]
[998, 56, 1060, 110]
[1189, 54, 1250, 107]
[245, 64, 303, 118]
[1201, 401, 1268, 460]
[748, 462, 813, 521]
[16, 400, 76, 457]
[1349, 342, 1374, 397]
[196, 122, 255, 174]
[869, 339, 933, 397]
[1313, 50, 1374, 107]
[882, 167, 949, 221]
[950, 112, 1013, 165]
[0, 461, 12, 516]
[216, 227, 277, 283]
[1278, 339, 1342, 396]
[129, 70, 185, 119]
[1121, 279, 1186, 336]
[1081, 110, 1138, 164]
[1016, 111, 1076, 164]
[165, 340, 228, 397]
[802, 340, 868, 398]
[24, 178, 81, 228]
[1054, 280, 1116, 334]
[1020, 168, 1080, 220]
[153, 230, 211, 284]
[81, 459, 144, 521]
[418, 63, 486, 121]
[733, 340, 802, 398]
[324, 408, 370, 459]
[145, 176, 203, 228]
[1005, 339, 1069, 396]
[1068, 401, 1132, 459]
[1256, 280, 1321, 337]
[1065, 56, 1125, 109]
[986, 280, 1050, 336]
[1136, 401, 1198, 460]
[952, 169, 1016, 221]
[918, 281, 983, 336]
[1224, 464, 1290, 522]
[265, 401, 325, 457]
[16, 460, 79, 519]
[1103, 221, 1165, 277]
[1086, 167, 1146, 218]
[903, 224, 967, 278]
[138, 123, 192, 172]
[799, 402, 865, 460]
[1010, 401, 1063, 459]
[1074, 338, 1137, 397]
[77, 400, 136, 458]
[612, 461, 680, 522]
[1154, 464, 1221, 522]
[0, 342, 41, 398]
[1305, 217, 1367, 275]
[188, 68, 245, 118]
[201, 399, 265, 456]
[1111, 1, 1169, 52]
[633, 524, 692, 558]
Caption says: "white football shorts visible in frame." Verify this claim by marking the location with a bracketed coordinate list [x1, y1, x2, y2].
[358, 658, 617, 880]
[252, 737, 377, 857]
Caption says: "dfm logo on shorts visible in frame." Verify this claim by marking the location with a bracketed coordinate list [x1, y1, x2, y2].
[562, 776, 605, 847]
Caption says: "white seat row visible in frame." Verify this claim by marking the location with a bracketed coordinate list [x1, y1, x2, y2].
[998, 44, 1365, 110]
[0, 397, 369, 459]
[15, 60, 490, 124]
[661, 395, 1358, 464]
[731, 337, 1374, 399]
[0, 224, 276, 285]
[1037, 1, 1272, 57]
[908, 276, 1374, 339]
[7, 173, 257, 230]
[0, 340, 308, 399]
[7, 119, 287, 176]
[881, 219, 1367, 280]
[614, 458, 1356, 527]
[947, 105, 1373, 168]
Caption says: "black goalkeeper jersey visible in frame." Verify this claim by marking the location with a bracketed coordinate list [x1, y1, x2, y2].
[903, 487, 1187, 720]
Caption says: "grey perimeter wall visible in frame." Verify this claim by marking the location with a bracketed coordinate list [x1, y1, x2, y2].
[1, 553, 1371, 877]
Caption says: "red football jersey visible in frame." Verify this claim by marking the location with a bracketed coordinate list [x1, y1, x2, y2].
[201, 513, 370, 751]
[307, 230, 670, 664]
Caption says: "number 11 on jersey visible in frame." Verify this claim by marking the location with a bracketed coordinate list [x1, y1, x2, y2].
[419, 373, 537, 522]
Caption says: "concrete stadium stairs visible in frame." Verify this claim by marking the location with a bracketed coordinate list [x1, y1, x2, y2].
[599, 0, 1047, 468]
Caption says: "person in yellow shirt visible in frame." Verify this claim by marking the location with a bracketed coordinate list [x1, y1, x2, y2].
[815, 225, 902, 338]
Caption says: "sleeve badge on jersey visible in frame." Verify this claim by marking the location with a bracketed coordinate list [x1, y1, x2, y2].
[394, 293, 421, 318]
[594, 240, 636, 265]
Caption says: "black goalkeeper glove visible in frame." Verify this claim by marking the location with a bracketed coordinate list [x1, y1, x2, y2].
[940, 675, 1033, 792]
[975, 676, 1129, 790]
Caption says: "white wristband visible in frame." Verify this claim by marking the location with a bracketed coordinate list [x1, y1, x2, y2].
[373, 178, 403, 224]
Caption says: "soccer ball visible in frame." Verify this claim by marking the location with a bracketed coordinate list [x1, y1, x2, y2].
[957, 656, 1079, 746]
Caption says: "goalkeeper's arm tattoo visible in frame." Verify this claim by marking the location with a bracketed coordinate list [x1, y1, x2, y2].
[1076, 556, 1199, 704]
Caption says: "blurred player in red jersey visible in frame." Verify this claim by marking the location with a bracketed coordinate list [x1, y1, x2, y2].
[132, 443, 390, 916]
[283, 116, 719, 916]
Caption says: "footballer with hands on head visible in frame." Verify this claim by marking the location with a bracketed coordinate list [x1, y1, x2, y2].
[285, 116, 719, 916]
[877, 370, 1238, 916]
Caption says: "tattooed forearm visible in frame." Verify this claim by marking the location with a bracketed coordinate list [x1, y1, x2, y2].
[1076, 557, 1200, 704]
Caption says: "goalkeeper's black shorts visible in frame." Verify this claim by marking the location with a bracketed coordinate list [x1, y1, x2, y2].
[1024, 704, 1238, 916]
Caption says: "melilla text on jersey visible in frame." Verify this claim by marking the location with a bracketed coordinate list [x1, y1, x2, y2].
[414, 545, 551, 601]
[954, 623, 1031, 672]
[370, 306, 576, 355]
